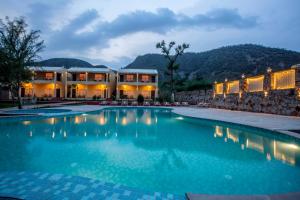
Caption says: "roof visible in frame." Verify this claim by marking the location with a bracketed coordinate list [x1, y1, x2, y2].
[28, 66, 65, 72]
[67, 67, 111, 73]
[118, 68, 158, 74]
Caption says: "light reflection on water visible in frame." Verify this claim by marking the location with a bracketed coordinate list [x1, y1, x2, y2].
[0, 107, 300, 194]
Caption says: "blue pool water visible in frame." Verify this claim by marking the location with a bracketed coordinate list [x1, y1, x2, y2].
[0, 107, 300, 195]
[5, 108, 71, 114]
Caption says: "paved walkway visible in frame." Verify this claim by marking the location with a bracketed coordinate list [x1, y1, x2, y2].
[0, 172, 183, 200]
[172, 107, 300, 139]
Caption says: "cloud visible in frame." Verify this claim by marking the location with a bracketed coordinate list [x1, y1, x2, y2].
[45, 7, 258, 52]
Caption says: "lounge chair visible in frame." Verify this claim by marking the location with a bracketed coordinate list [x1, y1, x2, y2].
[100, 101, 108, 105]
[154, 101, 161, 106]
[173, 102, 181, 106]
[163, 102, 171, 106]
[111, 101, 119, 105]
[143, 101, 150, 106]
[121, 100, 128, 106]
[197, 102, 210, 108]
[182, 102, 189, 106]
[131, 101, 138, 106]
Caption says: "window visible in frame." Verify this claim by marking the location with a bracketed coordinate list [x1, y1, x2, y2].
[246, 75, 264, 92]
[95, 74, 103, 81]
[79, 73, 86, 81]
[227, 81, 239, 94]
[126, 74, 134, 82]
[215, 83, 223, 94]
[45, 73, 53, 80]
[141, 75, 150, 82]
[271, 69, 295, 90]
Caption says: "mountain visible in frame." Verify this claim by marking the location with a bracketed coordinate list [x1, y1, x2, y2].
[126, 44, 300, 82]
[36, 58, 93, 68]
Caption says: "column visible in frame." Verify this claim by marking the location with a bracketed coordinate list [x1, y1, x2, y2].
[65, 72, 68, 99]
[136, 73, 139, 98]
[54, 72, 57, 98]
[263, 67, 272, 97]
[223, 79, 228, 98]
[292, 64, 300, 99]
[239, 75, 246, 99]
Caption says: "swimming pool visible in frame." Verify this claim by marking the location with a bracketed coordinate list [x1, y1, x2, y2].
[4, 108, 71, 114]
[0, 107, 299, 195]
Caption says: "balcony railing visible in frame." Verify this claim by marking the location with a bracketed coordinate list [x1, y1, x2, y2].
[33, 77, 54, 81]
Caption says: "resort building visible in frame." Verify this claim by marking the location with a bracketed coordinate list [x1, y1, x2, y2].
[65, 67, 115, 99]
[22, 66, 65, 99]
[116, 69, 159, 100]
[20, 66, 115, 100]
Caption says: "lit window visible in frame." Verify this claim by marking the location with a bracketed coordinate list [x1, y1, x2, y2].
[272, 69, 295, 90]
[246, 75, 264, 92]
[227, 81, 239, 94]
[215, 83, 223, 94]
[141, 75, 149, 82]
[45, 73, 53, 80]
[79, 73, 86, 81]
[95, 74, 103, 81]
[126, 74, 134, 81]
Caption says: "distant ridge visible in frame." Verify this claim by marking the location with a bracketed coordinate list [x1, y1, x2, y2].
[125, 44, 300, 81]
[35, 58, 94, 68]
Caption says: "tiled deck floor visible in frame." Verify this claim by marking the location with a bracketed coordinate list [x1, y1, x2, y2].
[0, 172, 184, 200]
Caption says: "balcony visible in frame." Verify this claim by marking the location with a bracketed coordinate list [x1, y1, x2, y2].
[67, 73, 108, 84]
[118, 74, 157, 85]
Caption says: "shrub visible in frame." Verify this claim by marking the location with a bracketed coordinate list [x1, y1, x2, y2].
[137, 94, 144, 104]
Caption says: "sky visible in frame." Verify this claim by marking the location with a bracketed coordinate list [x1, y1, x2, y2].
[0, 0, 299, 69]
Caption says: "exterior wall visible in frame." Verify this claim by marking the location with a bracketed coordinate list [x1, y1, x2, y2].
[116, 72, 159, 100]
[212, 65, 300, 116]
[116, 84, 158, 100]
[175, 90, 213, 104]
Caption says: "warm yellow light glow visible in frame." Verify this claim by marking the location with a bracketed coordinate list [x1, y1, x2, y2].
[121, 117, 127, 125]
[215, 126, 223, 137]
[146, 117, 151, 125]
[99, 116, 106, 125]
[74, 116, 82, 124]
[23, 121, 31, 125]
[271, 69, 295, 90]
[264, 91, 268, 97]
[226, 128, 239, 143]
[215, 83, 223, 94]
[226, 81, 239, 94]
[246, 75, 264, 92]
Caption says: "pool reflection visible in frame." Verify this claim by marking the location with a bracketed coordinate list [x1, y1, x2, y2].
[18, 108, 300, 168]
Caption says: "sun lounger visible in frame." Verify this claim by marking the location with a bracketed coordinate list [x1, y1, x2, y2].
[143, 101, 150, 106]
[131, 101, 138, 106]
[121, 100, 128, 106]
[154, 101, 161, 106]
[163, 102, 171, 106]
[111, 101, 119, 105]
[182, 102, 189, 106]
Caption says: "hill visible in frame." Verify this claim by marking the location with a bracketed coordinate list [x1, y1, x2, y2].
[35, 58, 93, 68]
[126, 44, 300, 82]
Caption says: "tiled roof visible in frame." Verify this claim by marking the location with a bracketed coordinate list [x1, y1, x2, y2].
[118, 68, 158, 74]
[28, 66, 65, 72]
[67, 67, 111, 73]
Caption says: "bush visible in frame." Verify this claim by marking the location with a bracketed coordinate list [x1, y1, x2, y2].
[137, 94, 144, 104]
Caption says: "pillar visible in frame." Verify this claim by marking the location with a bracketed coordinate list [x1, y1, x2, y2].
[263, 67, 272, 97]
[292, 64, 300, 99]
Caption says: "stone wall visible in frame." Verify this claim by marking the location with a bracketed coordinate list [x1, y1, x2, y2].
[175, 65, 300, 116]
[212, 90, 300, 116]
[175, 90, 213, 105]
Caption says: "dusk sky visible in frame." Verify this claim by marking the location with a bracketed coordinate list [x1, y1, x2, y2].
[0, 0, 299, 69]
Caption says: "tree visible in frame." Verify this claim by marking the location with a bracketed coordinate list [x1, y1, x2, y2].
[156, 40, 189, 102]
[0, 17, 44, 109]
